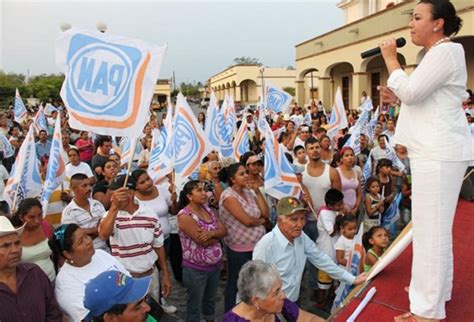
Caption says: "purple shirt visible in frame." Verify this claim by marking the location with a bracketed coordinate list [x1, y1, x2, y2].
[178, 205, 223, 271]
[0, 263, 62, 321]
[222, 298, 299, 322]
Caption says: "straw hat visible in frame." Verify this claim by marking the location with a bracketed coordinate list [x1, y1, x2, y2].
[0, 216, 24, 238]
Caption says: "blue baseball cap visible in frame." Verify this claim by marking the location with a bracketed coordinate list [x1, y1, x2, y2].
[83, 270, 151, 319]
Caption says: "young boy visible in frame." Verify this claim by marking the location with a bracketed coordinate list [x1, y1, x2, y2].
[315, 188, 344, 307]
[293, 145, 307, 167]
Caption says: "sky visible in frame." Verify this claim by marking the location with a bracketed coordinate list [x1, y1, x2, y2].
[1, 1, 343, 84]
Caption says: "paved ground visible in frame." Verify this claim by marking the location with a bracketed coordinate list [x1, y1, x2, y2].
[160, 266, 330, 321]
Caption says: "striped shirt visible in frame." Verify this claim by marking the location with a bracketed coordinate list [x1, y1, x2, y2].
[0, 263, 61, 321]
[103, 199, 163, 273]
[62, 199, 107, 251]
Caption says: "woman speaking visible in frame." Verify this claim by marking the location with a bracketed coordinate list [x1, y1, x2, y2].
[379, 0, 472, 321]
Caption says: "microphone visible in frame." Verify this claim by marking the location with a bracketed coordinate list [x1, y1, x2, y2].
[360, 37, 406, 59]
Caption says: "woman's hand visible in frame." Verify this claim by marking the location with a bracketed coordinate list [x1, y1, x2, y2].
[380, 38, 398, 63]
[378, 86, 399, 105]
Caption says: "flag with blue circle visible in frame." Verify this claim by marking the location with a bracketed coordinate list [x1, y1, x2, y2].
[148, 103, 174, 183]
[327, 87, 348, 139]
[171, 93, 211, 178]
[265, 83, 292, 114]
[3, 125, 43, 211]
[33, 105, 49, 135]
[219, 95, 236, 159]
[41, 113, 66, 214]
[14, 88, 28, 123]
[0, 134, 14, 159]
[56, 28, 166, 137]
[232, 121, 250, 161]
[333, 223, 364, 311]
[204, 91, 221, 152]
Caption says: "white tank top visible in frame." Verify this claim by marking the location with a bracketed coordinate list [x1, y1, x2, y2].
[302, 163, 331, 221]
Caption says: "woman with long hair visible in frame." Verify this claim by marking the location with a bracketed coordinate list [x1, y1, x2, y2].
[219, 163, 269, 312]
[177, 180, 227, 322]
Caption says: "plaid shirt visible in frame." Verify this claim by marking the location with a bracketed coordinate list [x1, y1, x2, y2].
[219, 187, 265, 250]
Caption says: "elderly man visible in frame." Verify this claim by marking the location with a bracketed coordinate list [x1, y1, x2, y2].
[253, 197, 366, 302]
[0, 217, 61, 321]
[99, 175, 171, 307]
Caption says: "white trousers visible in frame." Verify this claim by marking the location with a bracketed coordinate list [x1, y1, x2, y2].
[409, 154, 468, 319]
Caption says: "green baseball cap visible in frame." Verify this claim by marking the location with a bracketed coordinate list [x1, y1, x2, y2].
[277, 197, 308, 216]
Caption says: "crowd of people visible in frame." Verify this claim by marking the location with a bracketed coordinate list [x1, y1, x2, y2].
[2, 85, 470, 322]
[0, 2, 473, 320]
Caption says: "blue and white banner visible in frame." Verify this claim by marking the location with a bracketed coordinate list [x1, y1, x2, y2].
[56, 28, 166, 137]
[219, 95, 236, 159]
[232, 122, 250, 161]
[382, 192, 402, 235]
[383, 137, 406, 173]
[361, 154, 372, 191]
[265, 83, 292, 114]
[3, 125, 42, 210]
[33, 105, 49, 135]
[366, 106, 380, 141]
[0, 134, 15, 158]
[260, 117, 300, 200]
[327, 87, 348, 138]
[345, 103, 372, 155]
[14, 88, 28, 123]
[41, 113, 66, 213]
[172, 93, 211, 178]
[204, 91, 221, 152]
[333, 223, 364, 311]
[148, 102, 174, 183]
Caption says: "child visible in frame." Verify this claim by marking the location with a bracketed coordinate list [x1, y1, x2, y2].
[293, 145, 307, 166]
[334, 215, 358, 269]
[315, 188, 344, 306]
[362, 226, 390, 273]
[364, 176, 385, 231]
[376, 158, 395, 219]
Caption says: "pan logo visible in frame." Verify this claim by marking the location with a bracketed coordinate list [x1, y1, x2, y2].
[65, 34, 141, 118]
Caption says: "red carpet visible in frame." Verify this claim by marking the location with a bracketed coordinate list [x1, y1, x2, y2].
[333, 199, 474, 322]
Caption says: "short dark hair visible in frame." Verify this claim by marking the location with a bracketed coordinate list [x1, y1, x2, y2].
[218, 163, 244, 187]
[91, 303, 128, 322]
[419, 0, 462, 36]
[95, 135, 112, 147]
[304, 136, 319, 148]
[293, 145, 305, 155]
[324, 188, 344, 206]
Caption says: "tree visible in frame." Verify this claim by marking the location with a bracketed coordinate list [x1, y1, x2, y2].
[28, 74, 64, 102]
[283, 87, 295, 97]
[231, 57, 262, 66]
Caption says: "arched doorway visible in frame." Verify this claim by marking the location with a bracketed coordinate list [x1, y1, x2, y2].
[239, 79, 258, 104]
[298, 68, 319, 107]
[364, 54, 406, 109]
[325, 62, 355, 109]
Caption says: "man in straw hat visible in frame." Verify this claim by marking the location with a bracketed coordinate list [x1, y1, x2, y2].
[0, 216, 61, 321]
[253, 197, 367, 302]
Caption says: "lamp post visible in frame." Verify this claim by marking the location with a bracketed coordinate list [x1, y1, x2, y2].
[310, 71, 315, 104]
[96, 22, 107, 33]
[259, 66, 265, 103]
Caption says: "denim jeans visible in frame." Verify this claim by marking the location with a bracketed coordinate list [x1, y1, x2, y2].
[182, 266, 221, 322]
[224, 247, 253, 312]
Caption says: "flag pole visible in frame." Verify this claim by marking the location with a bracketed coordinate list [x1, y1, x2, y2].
[123, 137, 139, 187]
[11, 184, 21, 213]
